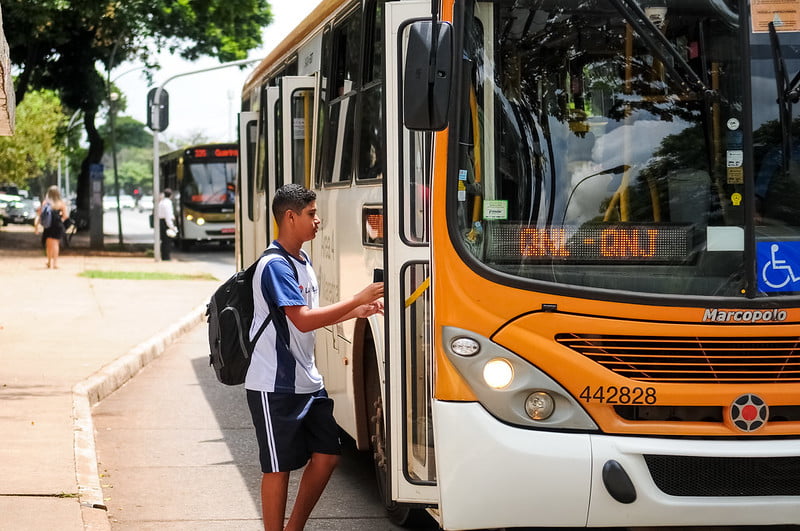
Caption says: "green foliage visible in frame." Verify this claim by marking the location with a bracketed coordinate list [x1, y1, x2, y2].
[0, 89, 65, 186]
[100, 115, 153, 149]
[5, 0, 273, 212]
[79, 270, 216, 281]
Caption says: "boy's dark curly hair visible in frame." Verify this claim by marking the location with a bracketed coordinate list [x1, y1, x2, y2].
[272, 183, 316, 221]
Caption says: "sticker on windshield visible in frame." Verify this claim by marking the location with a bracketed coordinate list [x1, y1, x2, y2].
[751, 1, 800, 33]
[757, 241, 800, 292]
[483, 200, 508, 220]
[727, 150, 743, 168]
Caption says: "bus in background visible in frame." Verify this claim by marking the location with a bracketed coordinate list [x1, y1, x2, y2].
[160, 143, 238, 249]
[237, 0, 800, 529]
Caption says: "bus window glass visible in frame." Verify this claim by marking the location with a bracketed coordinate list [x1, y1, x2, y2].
[315, 28, 332, 190]
[333, 11, 362, 97]
[453, 0, 752, 297]
[356, 0, 386, 183]
[257, 84, 269, 198]
[402, 262, 435, 483]
[274, 96, 283, 187]
[320, 10, 361, 185]
[356, 85, 384, 181]
[291, 88, 314, 186]
[365, 0, 385, 83]
[246, 118, 257, 222]
[183, 161, 237, 206]
[751, 31, 800, 228]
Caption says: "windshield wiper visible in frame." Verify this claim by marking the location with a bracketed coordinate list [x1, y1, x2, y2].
[607, 0, 713, 96]
[769, 22, 800, 104]
[767, 21, 799, 172]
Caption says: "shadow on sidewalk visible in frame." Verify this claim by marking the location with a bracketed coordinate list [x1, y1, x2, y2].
[189, 356, 388, 519]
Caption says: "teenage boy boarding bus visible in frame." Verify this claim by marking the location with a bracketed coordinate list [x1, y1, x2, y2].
[245, 184, 383, 531]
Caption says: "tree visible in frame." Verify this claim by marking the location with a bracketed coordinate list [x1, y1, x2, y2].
[5, 0, 272, 219]
[0, 89, 65, 188]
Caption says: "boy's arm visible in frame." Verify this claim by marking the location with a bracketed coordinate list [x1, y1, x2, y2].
[284, 282, 383, 333]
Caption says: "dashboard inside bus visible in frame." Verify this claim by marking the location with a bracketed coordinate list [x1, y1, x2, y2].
[452, 0, 800, 299]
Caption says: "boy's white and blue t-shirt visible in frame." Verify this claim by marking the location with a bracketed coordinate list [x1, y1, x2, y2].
[245, 243, 322, 394]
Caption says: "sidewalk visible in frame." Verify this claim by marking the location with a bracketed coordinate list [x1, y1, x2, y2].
[0, 224, 224, 530]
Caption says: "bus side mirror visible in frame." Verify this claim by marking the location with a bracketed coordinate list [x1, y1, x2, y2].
[403, 20, 452, 131]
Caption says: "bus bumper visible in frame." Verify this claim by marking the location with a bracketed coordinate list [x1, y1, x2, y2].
[433, 400, 800, 530]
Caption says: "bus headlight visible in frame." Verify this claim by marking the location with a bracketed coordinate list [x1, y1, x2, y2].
[525, 391, 555, 420]
[483, 358, 514, 389]
[196, 217, 206, 226]
[186, 214, 194, 221]
[442, 326, 598, 431]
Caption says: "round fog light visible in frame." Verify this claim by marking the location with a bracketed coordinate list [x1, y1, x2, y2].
[197, 217, 206, 225]
[451, 337, 480, 357]
[483, 358, 514, 389]
[525, 391, 555, 420]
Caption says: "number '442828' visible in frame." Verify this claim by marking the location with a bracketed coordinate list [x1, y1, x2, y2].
[580, 386, 657, 405]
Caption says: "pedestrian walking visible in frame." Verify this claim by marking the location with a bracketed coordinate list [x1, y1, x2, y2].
[157, 188, 177, 260]
[245, 184, 384, 531]
[34, 185, 69, 269]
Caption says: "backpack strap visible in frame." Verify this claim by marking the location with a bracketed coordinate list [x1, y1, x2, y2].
[248, 246, 301, 349]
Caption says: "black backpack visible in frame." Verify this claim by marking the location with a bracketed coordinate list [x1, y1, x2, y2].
[207, 247, 298, 385]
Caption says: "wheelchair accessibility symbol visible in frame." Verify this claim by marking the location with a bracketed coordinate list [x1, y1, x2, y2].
[758, 241, 800, 292]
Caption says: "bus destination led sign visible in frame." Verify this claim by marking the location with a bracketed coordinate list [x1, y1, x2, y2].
[188, 148, 239, 159]
[485, 223, 691, 263]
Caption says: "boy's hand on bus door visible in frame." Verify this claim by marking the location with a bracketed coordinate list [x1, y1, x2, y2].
[355, 282, 384, 305]
[353, 299, 384, 319]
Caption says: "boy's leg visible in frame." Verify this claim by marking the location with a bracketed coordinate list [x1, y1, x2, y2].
[284, 452, 340, 531]
[261, 471, 290, 531]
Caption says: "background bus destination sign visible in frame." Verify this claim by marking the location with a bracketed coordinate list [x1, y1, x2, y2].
[486, 223, 691, 263]
[188, 147, 239, 159]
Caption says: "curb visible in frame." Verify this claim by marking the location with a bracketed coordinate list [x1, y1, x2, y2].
[71, 303, 208, 530]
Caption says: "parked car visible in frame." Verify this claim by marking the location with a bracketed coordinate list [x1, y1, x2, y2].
[137, 194, 154, 213]
[0, 193, 20, 226]
[3, 198, 37, 224]
[103, 194, 136, 211]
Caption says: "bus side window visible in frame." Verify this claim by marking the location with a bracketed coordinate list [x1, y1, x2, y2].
[356, 0, 385, 182]
[320, 9, 361, 185]
[314, 27, 332, 190]
[257, 82, 270, 198]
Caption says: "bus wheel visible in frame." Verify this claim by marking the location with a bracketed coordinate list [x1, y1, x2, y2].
[366, 351, 431, 528]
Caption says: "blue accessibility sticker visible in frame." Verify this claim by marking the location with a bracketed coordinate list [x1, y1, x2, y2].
[757, 241, 800, 293]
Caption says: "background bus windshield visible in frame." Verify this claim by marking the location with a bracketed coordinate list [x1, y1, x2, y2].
[453, 0, 759, 298]
[182, 161, 237, 206]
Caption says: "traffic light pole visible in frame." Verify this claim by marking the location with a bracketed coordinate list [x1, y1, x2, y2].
[149, 57, 260, 261]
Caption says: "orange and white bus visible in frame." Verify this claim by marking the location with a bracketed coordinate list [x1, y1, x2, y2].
[236, 0, 800, 528]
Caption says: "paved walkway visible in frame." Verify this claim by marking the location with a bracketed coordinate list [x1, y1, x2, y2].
[0, 223, 224, 530]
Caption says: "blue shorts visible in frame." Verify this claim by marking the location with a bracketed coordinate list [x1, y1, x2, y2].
[246, 388, 341, 473]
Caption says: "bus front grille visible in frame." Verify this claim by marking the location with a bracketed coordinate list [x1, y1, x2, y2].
[556, 334, 800, 383]
[644, 455, 800, 496]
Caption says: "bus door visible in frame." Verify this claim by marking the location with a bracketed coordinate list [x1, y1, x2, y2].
[237, 111, 259, 269]
[279, 76, 316, 188]
[384, 0, 439, 507]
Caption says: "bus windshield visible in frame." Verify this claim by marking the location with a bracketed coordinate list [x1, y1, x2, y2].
[182, 161, 237, 206]
[451, 0, 800, 298]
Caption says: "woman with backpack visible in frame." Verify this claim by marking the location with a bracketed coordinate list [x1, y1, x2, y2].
[34, 185, 69, 269]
